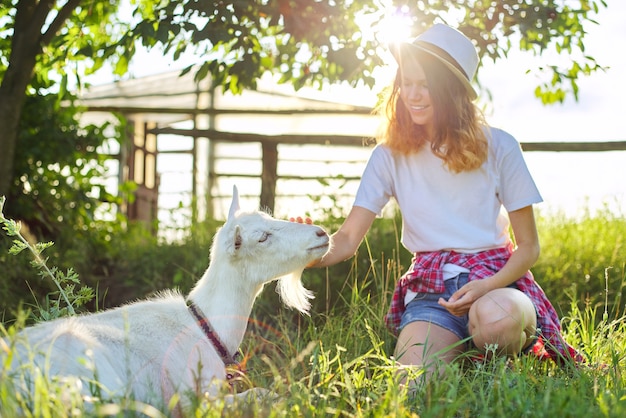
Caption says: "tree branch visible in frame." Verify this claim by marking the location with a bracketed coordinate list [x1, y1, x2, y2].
[23, 0, 53, 41]
[40, 0, 83, 46]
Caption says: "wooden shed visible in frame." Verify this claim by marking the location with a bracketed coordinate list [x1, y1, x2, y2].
[78, 70, 379, 238]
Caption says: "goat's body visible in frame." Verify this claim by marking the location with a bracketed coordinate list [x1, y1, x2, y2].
[4, 187, 329, 411]
[11, 293, 227, 403]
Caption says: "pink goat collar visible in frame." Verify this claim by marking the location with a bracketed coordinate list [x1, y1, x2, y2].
[186, 300, 240, 373]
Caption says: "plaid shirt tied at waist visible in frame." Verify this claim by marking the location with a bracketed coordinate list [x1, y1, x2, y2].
[384, 243, 584, 363]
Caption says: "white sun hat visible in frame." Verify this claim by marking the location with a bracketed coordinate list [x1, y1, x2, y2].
[391, 23, 479, 100]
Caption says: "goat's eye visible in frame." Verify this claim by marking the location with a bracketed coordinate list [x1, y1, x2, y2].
[259, 232, 271, 243]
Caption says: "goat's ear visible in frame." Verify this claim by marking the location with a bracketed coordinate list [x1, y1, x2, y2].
[228, 185, 240, 221]
[233, 225, 242, 251]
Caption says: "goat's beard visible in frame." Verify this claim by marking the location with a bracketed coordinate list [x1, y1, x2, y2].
[275, 271, 313, 314]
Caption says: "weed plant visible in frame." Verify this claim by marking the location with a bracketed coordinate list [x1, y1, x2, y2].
[1, 198, 625, 416]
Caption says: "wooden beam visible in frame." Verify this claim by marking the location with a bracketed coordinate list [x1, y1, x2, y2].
[82, 105, 374, 116]
[521, 141, 626, 152]
[148, 127, 376, 147]
[211, 172, 362, 181]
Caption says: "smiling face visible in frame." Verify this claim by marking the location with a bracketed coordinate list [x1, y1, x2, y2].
[398, 59, 435, 138]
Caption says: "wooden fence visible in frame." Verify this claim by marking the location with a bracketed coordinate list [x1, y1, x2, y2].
[149, 125, 626, 215]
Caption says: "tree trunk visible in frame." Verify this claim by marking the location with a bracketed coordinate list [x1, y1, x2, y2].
[0, 1, 49, 197]
[0, 68, 34, 198]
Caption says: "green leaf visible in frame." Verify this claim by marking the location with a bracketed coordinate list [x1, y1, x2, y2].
[9, 240, 28, 255]
[113, 54, 129, 76]
[34, 241, 54, 253]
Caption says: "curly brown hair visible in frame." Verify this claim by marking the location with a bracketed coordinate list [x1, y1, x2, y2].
[376, 50, 488, 173]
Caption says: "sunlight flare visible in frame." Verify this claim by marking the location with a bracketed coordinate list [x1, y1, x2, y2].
[374, 4, 413, 45]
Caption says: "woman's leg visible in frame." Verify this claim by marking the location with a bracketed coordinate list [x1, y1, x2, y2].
[394, 320, 465, 384]
[468, 287, 537, 356]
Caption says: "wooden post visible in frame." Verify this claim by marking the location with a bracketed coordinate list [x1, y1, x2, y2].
[125, 119, 159, 233]
[206, 84, 217, 220]
[260, 141, 278, 212]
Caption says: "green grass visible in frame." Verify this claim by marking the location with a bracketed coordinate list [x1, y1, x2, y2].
[1, 207, 625, 417]
[237, 243, 626, 418]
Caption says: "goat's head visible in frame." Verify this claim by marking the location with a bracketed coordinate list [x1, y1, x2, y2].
[210, 186, 329, 313]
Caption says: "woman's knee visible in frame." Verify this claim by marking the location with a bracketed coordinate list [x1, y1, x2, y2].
[394, 321, 465, 386]
[468, 288, 537, 355]
[395, 321, 464, 365]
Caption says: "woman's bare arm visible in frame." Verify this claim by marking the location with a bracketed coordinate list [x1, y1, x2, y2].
[311, 206, 377, 268]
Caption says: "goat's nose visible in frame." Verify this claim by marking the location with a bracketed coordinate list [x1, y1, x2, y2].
[316, 229, 327, 237]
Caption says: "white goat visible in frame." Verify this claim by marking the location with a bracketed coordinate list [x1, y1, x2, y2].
[3, 186, 329, 412]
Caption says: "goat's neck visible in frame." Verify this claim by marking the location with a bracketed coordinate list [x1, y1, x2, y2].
[186, 262, 262, 357]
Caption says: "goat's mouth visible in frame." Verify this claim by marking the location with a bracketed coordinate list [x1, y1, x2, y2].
[307, 241, 330, 252]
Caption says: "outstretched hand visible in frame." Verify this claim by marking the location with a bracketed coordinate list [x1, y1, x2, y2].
[289, 216, 325, 268]
[289, 216, 313, 225]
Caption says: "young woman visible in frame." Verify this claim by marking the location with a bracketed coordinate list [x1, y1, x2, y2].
[309, 24, 582, 379]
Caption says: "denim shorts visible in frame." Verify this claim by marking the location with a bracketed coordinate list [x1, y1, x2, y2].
[399, 273, 471, 341]
[399, 273, 539, 353]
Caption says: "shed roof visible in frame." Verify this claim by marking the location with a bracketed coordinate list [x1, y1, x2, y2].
[80, 71, 371, 113]
[78, 70, 377, 135]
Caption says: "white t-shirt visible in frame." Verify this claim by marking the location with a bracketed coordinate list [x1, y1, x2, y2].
[353, 127, 543, 254]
